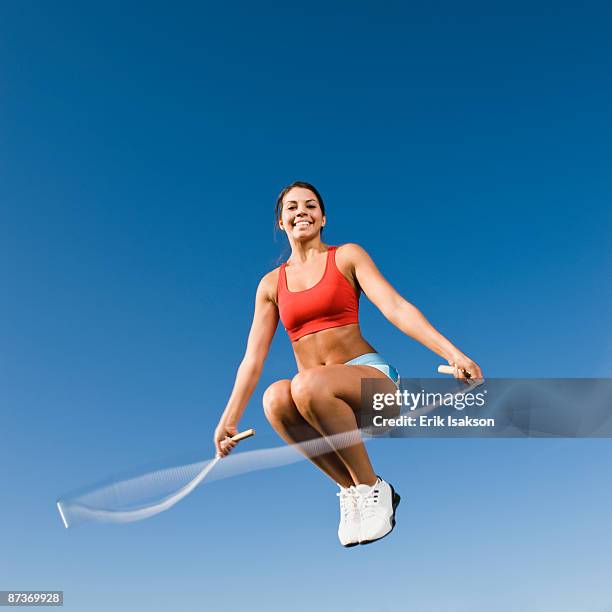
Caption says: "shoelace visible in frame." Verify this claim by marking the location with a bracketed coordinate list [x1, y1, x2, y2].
[357, 486, 380, 520]
[337, 487, 360, 521]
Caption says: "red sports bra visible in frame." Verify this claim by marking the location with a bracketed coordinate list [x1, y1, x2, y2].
[277, 246, 360, 342]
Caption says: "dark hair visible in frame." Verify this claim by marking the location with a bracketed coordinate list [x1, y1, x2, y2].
[274, 181, 326, 230]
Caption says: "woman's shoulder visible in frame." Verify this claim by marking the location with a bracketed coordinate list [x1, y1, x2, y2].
[257, 266, 283, 302]
[260, 266, 281, 286]
[334, 242, 370, 263]
[333, 244, 372, 289]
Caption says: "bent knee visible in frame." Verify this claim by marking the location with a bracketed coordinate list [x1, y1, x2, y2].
[291, 369, 330, 407]
[262, 380, 294, 422]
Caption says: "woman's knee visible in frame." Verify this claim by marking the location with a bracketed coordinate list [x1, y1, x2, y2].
[291, 369, 330, 415]
[262, 380, 295, 423]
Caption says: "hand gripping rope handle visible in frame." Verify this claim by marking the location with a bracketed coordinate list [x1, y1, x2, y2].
[438, 364, 486, 391]
[56, 429, 256, 528]
[227, 428, 256, 442]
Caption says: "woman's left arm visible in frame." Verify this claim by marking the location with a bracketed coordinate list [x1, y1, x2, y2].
[345, 243, 483, 381]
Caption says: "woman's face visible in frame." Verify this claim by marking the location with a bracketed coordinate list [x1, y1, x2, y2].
[279, 187, 326, 240]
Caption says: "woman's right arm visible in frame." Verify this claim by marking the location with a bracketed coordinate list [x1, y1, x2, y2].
[213, 271, 279, 457]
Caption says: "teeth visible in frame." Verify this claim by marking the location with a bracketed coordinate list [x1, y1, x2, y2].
[295, 221, 310, 227]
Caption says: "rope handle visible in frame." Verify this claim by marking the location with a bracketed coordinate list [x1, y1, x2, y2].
[230, 428, 256, 442]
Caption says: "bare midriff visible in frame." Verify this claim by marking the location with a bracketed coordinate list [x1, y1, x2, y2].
[292, 323, 376, 371]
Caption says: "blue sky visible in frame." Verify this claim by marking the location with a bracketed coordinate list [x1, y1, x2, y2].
[1, 1, 611, 610]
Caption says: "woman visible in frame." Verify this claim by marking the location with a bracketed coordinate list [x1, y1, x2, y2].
[213, 181, 483, 547]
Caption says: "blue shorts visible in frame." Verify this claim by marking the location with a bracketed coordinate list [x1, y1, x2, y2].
[344, 352, 400, 387]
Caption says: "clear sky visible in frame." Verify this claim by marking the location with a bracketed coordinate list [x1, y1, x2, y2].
[1, 1, 611, 611]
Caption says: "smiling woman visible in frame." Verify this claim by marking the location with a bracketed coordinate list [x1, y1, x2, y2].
[213, 180, 483, 547]
[274, 180, 327, 236]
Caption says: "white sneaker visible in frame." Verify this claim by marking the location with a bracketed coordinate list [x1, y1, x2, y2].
[336, 485, 361, 547]
[356, 477, 400, 545]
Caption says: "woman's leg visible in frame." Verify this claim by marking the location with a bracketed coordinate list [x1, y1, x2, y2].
[263, 380, 355, 488]
[290, 365, 398, 486]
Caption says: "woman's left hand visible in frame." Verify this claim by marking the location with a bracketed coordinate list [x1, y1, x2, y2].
[448, 354, 484, 383]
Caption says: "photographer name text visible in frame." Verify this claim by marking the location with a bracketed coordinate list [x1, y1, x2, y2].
[372, 414, 495, 427]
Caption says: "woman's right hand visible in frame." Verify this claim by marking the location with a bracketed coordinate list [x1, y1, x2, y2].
[213, 421, 239, 458]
